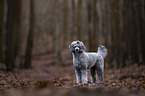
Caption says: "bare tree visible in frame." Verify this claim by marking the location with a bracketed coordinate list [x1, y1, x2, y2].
[0, 0, 4, 63]
[5, 0, 15, 70]
[63, 0, 71, 47]
[71, 0, 75, 41]
[87, 0, 97, 51]
[13, 0, 22, 68]
[77, 0, 82, 40]
[54, 0, 62, 63]
[24, 0, 35, 68]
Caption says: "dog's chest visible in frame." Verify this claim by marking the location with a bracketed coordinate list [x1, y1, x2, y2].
[73, 54, 87, 69]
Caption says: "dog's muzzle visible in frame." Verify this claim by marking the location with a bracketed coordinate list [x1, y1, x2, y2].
[75, 47, 79, 52]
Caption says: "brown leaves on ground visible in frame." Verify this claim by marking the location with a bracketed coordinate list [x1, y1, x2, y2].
[0, 57, 145, 96]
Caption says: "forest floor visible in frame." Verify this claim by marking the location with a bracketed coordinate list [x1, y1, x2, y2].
[0, 54, 145, 96]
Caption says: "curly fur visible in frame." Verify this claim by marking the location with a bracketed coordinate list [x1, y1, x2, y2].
[69, 40, 107, 83]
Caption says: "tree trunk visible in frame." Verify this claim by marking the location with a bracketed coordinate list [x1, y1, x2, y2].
[5, 0, 15, 70]
[13, 0, 22, 68]
[63, 0, 71, 47]
[0, 0, 4, 63]
[77, 0, 82, 40]
[24, 0, 35, 69]
[53, 0, 62, 65]
[87, 0, 97, 51]
[87, 0, 92, 51]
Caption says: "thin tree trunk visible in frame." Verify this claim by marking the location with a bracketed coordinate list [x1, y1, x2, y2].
[87, 0, 92, 51]
[71, 0, 76, 40]
[24, 0, 35, 68]
[5, 0, 15, 70]
[74, 0, 78, 40]
[0, 0, 4, 63]
[13, 0, 22, 68]
[139, 0, 145, 65]
[77, 0, 82, 40]
[63, 0, 71, 47]
[53, 0, 62, 64]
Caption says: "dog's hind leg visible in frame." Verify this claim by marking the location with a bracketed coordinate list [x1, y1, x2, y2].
[96, 56, 104, 83]
[96, 67, 104, 83]
[90, 65, 97, 83]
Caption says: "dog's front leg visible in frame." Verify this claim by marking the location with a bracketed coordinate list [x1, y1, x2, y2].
[75, 68, 82, 83]
[81, 69, 88, 83]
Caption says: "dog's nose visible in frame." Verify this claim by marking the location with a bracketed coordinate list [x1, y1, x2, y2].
[75, 47, 79, 52]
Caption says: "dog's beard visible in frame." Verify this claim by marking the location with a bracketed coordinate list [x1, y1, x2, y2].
[79, 49, 84, 53]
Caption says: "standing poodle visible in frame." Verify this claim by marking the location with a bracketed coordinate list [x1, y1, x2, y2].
[69, 40, 107, 83]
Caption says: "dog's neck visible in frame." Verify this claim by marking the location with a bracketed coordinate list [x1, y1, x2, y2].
[73, 51, 85, 58]
[73, 51, 84, 54]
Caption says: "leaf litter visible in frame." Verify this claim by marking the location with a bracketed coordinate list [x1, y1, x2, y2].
[0, 55, 144, 96]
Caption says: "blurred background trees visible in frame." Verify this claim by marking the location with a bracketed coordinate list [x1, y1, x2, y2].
[0, 0, 144, 70]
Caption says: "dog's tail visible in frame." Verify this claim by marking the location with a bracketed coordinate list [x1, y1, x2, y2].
[97, 45, 107, 59]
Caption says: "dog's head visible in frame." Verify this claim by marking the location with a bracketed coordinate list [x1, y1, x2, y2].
[69, 40, 86, 53]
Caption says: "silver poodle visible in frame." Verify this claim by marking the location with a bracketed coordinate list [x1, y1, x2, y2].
[69, 40, 107, 83]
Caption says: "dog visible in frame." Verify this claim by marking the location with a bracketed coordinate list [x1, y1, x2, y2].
[69, 40, 107, 83]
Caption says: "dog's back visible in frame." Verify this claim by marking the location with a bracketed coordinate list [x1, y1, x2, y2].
[85, 52, 100, 68]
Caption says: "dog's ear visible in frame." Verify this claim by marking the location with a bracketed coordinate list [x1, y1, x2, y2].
[79, 42, 86, 53]
[82, 44, 86, 50]
[69, 44, 75, 53]
[80, 41, 86, 50]
[69, 44, 71, 49]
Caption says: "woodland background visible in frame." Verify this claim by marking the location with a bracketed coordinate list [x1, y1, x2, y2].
[0, 0, 145, 96]
[0, 0, 145, 69]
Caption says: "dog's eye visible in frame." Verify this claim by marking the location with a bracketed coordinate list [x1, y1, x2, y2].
[101, 46, 105, 48]
[71, 46, 76, 48]
[81, 46, 84, 48]
[74, 45, 76, 47]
